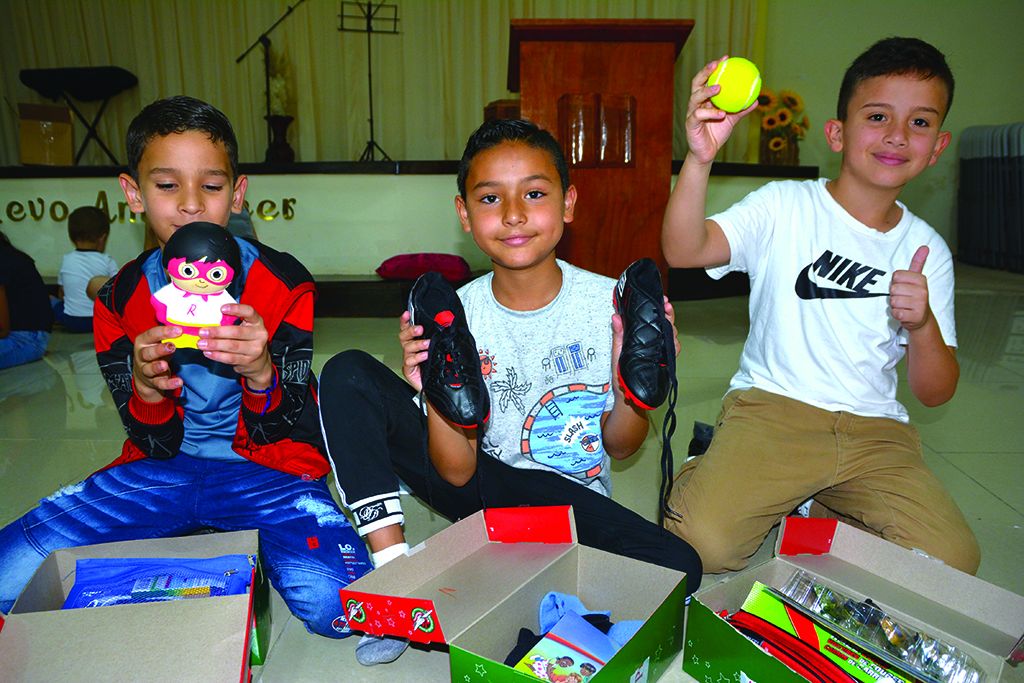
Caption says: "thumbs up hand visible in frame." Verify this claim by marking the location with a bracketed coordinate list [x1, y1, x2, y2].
[889, 245, 932, 331]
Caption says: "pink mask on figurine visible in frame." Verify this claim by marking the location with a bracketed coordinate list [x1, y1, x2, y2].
[167, 257, 236, 295]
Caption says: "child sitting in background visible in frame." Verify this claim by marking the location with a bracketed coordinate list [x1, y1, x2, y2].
[51, 206, 119, 333]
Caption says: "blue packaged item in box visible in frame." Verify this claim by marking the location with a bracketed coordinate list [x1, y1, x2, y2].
[62, 554, 254, 610]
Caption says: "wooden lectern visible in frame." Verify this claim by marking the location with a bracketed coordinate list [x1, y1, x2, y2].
[508, 19, 693, 279]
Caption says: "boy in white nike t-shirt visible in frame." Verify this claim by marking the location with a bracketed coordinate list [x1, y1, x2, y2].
[660, 37, 978, 574]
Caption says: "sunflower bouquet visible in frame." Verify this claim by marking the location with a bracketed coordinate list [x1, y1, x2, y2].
[757, 88, 809, 165]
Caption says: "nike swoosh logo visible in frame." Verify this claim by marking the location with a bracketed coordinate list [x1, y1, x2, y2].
[794, 264, 888, 300]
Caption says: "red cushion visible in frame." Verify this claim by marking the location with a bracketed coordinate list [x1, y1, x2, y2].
[376, 253, 471, 283]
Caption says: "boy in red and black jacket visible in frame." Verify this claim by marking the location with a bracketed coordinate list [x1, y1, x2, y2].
[0, 96, 372, 638]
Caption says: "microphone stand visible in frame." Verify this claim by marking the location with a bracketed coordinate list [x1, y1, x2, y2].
[236, 0, 307, 160]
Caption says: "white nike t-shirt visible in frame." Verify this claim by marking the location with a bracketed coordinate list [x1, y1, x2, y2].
[708, 178, 956, 422]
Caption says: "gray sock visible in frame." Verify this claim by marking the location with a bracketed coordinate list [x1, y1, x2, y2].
[355, 633, 409, 666]
[355, 542, 411, 665]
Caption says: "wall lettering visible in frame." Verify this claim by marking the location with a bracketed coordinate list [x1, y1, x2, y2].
[256, 199, 278, 220]
[0, 190, 297, 225]
[28, 198, 44, 220]
[243, 197, 296, 222]
[49, 200, 68, 222]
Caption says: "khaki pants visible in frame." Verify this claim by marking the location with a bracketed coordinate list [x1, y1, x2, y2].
[664, 388, 980, 575]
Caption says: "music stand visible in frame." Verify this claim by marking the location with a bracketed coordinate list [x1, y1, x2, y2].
[339, 1, 399, 162]
[236, 0, 306, 161]
[19, 66, 137, 165]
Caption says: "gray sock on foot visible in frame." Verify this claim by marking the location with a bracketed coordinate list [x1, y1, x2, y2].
[355, 541, 412, 665]
[355, 634, 410, 666]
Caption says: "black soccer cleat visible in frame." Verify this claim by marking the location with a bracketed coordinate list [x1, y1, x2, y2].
[614, 258, 681, 524]
[613, 258, 676, 411]
[408, 272, 489, 429]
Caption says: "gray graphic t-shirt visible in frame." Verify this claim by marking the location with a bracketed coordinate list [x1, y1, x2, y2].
[458, 260, 617, 495]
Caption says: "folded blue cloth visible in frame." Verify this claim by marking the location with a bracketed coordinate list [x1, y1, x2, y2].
[538, 591, 643, 649]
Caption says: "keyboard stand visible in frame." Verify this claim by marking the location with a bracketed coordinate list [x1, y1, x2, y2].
[20, 66, 138, 165]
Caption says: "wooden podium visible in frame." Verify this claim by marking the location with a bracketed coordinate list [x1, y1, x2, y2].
[508, 19, 693, 279]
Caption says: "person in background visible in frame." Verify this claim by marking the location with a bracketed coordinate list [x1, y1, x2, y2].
[227, 205, 258, 240]
[0, 230, 53, 370]
[51, 206, 120, 333]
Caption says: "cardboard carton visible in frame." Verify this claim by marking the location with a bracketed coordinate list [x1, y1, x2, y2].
[339, 506, 688, 682]
[0, 530, 267, 683]
[686, 517, 1024, 682]
[18, 103, 73, 166]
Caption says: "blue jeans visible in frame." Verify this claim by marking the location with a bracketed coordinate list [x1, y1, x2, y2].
[0, 456, 372, 637]
[0, 330, 49, 370]
[51, 298, 93, 333]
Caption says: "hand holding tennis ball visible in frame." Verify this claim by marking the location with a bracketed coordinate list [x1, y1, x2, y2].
[707, 57, 762, 113]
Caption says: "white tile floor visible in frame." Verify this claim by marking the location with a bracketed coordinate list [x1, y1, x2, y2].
[1, 263, 1021, 681]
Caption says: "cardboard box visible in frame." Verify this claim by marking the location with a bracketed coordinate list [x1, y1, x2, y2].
[18, 102, 73, 166]
[686, 517, 1024, 682]
[0, 530, 268, 682]
[339, 506, 688, 682]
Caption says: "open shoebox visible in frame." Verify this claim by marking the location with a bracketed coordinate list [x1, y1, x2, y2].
[685, 517, 1024, 682]
[338, 505, 689, 681]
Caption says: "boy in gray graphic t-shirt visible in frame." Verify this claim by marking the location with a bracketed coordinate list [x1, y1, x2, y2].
[317, 118, 703, 666]
[458, 260, 616, 495]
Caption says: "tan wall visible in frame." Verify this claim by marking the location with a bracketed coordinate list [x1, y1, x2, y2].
[5, 1, 1023, 272]
[760, 0, 1024, 249]
[0, 173, 769, 277]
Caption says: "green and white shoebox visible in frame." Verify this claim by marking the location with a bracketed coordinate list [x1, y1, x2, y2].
[338, 505, 689, 682]
[685, 517, 1024, 682]
[0, 529, 269, 682]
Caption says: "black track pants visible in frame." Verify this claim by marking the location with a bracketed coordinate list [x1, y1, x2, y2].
[317, 349, 702, 593]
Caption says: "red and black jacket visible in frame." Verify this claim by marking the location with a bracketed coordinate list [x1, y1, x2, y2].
[93, 238, 330, 479]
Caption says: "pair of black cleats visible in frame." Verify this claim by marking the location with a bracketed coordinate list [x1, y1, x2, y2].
[614, 258, 680, 524]
[408, 272, 489, 429]
[410, 259, 673, 420]
[409, 261, 678, 521]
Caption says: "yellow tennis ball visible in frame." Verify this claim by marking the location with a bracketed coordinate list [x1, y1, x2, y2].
[707, 57, 762, 113]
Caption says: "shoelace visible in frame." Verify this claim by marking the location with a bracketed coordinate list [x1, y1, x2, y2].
[435, 328, 465, 388]
[418, 390, 434, 508]
[659, 377, 680, 524]
[659, 323, 682, 525]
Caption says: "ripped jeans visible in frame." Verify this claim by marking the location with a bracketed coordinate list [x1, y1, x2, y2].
[0, 455, 371, 637]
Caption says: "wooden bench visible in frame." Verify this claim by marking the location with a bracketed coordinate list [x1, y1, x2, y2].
[313, 274, 416, 318]
[45, 271, 749, 320]
[313, 273, 482, 317]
